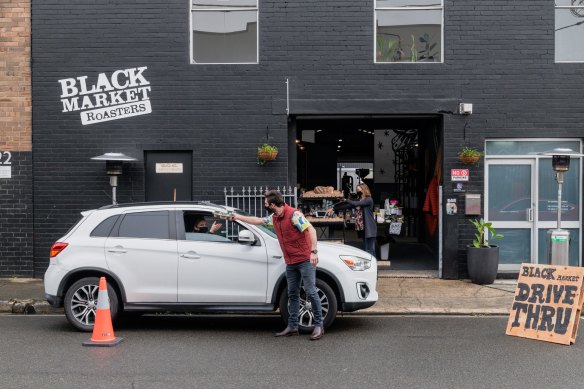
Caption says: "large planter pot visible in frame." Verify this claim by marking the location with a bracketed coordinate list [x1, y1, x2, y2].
[466, 245, 499, 285]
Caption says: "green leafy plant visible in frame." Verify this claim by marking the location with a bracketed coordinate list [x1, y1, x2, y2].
[470, 218, 503, 248]
[458, 147, 483, 164]
[377, 32, 438, 62]
[258, 143, 277, 153]
[376, 36, 403, 62]
[257, 144, 278, 166]
[418, 33, 438, 61]
[458, 147, 482, 158]
[410, 35, 418, 62]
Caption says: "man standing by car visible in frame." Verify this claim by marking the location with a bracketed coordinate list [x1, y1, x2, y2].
[232, 190, 324, 341]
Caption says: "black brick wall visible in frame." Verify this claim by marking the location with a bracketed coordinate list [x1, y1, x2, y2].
[0, 152, 33, 277]
[30, 0, 584, 277]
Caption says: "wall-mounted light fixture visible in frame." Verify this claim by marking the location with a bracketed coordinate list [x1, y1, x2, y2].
[459, 103, 473, 115]
[91, 152, 137, 205]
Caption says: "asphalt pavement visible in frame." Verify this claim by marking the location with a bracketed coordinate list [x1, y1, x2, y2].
[1, 315, 583, 388]
[0, 270, 517, 315]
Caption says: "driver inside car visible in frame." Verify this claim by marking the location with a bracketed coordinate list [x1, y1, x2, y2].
[192, 215, 222, 234]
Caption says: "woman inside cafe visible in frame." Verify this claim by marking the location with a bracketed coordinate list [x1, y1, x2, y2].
[327, 183, 377, 257]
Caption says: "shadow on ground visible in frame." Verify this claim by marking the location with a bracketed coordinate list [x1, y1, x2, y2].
[50, 313, 372, 335]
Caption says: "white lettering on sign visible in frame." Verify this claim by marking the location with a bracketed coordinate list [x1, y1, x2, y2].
[451, 169, 469, 182]
[156, 163, 183, 174]
[58, 66, 152, 125]
[81, 101, 152, 125]
[0, 166, 11, 179]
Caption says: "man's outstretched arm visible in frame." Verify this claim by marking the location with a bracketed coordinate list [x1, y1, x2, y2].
[232, 213, 266, 225]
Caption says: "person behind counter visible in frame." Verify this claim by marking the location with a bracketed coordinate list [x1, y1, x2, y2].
[327, 183, 377, 258]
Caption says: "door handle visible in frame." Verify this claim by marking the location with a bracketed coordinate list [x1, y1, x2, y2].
[181, 253, 201, 259]
[527, 208, 533, 222]
[107, 247, 127, 254]
[272, 255, 282, 259]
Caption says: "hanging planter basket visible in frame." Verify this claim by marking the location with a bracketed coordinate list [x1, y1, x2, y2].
[258, 150, 278, 161]
[458, 147, 482, 165]
[459, 154, 481, 165]
[257, 144, 279, 166]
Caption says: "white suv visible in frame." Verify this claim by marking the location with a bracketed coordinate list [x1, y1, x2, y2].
[44, 202, 378, 332]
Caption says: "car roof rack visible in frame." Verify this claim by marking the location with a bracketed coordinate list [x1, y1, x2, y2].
[98, 201, 229, 210]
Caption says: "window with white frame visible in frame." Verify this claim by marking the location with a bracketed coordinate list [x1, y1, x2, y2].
[555, 0, 584, 62]
[375, 0, 443, 63]
[190, 0, 258, 64]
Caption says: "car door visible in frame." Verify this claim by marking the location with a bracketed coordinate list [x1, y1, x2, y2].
[177, 211, 268, 303]
[105, 210, 178, 303]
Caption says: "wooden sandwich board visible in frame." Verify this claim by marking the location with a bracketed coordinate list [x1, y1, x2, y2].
[506, 263, 584, 345]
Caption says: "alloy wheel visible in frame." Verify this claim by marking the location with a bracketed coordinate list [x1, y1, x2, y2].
[293, 286, 330, 327]
[70, 284, 99, 326]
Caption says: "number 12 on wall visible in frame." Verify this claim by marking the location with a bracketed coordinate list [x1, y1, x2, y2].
[0, 151, 12, 165]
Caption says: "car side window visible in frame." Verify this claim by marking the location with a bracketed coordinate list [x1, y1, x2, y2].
[90, 215, 119, 237]
[224, 220, 250, 243]
[182, 211, 231, 242]
[181, 211, 252, 243]
[118, 211, 170, 239]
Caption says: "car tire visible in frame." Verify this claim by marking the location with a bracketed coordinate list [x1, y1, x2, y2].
[64, 277, 119, 332]
[279, 278, 337, 333]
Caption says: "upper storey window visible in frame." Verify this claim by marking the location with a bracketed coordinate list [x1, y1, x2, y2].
[555, 1, 584, 62]
[375, 1, 443, 63]
[190, 0, 258, 64]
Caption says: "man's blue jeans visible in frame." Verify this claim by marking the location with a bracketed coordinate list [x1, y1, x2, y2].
[286, 260, 323, 329]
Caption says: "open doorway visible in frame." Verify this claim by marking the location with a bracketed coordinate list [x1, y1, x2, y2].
[295, 116, 442, 271]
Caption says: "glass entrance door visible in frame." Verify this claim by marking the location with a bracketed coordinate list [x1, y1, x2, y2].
[485, 150, 582, 271]
[486, 160, 535, 271]
[536, 158, 581, 266]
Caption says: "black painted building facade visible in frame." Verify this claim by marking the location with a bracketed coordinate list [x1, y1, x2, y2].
[6, 0, 583, 278]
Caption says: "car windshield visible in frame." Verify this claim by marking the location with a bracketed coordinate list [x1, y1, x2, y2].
[233, 209, 277, 239]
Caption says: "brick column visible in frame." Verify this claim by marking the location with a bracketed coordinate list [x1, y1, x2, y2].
[0, 0, 33, 276]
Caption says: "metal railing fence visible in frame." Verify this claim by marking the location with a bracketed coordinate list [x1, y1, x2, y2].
[224, 186, 298, 217]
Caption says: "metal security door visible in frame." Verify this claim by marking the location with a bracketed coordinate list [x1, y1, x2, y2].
[145, 151, 192, 201]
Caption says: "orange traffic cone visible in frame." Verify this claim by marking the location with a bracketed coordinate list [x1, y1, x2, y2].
[82, 277, 123, 347]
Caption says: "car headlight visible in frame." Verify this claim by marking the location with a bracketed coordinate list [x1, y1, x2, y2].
[340, 255, 372, 271]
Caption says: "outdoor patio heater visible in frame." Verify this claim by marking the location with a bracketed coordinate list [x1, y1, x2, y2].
[541, 148, 583, 266]
[91, 152, 137, 205]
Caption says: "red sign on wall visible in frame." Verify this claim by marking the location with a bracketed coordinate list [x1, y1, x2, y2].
[451, 169, 469, 182]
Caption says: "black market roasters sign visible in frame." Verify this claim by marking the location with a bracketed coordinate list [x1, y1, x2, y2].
[506, 264, 584, 345]
[58, 66, 152, 125]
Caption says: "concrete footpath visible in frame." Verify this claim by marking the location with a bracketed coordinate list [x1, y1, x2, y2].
[0, 270, 516, 316]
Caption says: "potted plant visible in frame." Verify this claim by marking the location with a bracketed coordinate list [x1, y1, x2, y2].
[458, 147, 482, 165]
[257, 144, 278, 166]
[467, 218, 504, 285]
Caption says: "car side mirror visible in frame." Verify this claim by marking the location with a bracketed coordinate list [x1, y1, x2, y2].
[238, 230, 256, 245]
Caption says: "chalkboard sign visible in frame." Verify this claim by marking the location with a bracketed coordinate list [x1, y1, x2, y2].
[506, 264, 584, 345]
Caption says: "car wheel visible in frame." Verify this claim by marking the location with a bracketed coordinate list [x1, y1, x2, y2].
[279, 278, 337, 333]
[64, 277, 119, 332]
